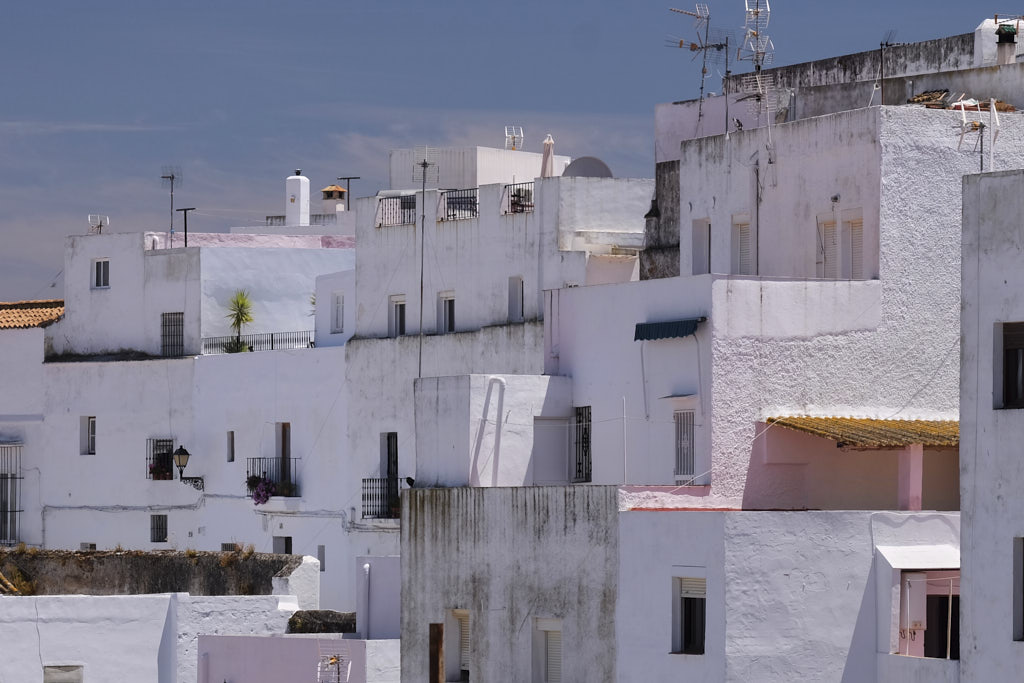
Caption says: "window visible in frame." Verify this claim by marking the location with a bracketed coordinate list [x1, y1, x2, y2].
[389, 295, 406, 337]
[273, 535, 292, 554]
[221, 543, 240, 551]
[0, 444, 21, 545]
[79, 543, 96, 551]
[226, 431, 235, 463]
[161, 312, 184, 357]
[151, 514, 168, 543]
[146, 438, 174, 480]
[317, 544, 326, 571]
[1015, 537, 1024, 640]
[331, 292, 344, 334]
[277, 422, 292, 486]
[817, 219, 838, 279]
[509, 276, 524, 322]
[732, 221, 753, 275]
[447, 609, 470, 681]
[674, 410, 695, 480]
[81, 417, 96, 455]
[672, 577, 706, 655]
[1002, 323, 1024, 409]
[92, 258, 109, 288]
[572, 406, 591, 483]
[43, 665, 84, 683]
[438, 291, 455, 334]
[845, 218, 864, 280]
[692, 219, 711, 275]
[534, 619, 562, 683]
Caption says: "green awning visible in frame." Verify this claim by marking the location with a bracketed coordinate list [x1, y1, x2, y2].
[634, 317, 706, 341]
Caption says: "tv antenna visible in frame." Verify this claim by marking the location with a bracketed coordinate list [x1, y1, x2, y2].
[160, 165, 183, 244]
[412, 146, 439, 380]
[735, 0, 777, 134]
[87, 215, 109, 235]
[667, 5, 738, 134]
[869, 29, 902, 106]
[954, 97, 1001, 172]
[504, 126, 524, 150]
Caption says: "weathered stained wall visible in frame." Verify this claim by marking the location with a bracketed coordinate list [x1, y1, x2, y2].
[401, 486, 619, 683]
[640, 161, 681, 280]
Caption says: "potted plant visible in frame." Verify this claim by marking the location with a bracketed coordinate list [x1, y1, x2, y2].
[149, 460, 174, 480]
[224, 289, 254, 353]
[246, 473, 276, 505]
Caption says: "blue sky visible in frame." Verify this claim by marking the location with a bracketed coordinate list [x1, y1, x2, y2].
[0, 1, 986, 299]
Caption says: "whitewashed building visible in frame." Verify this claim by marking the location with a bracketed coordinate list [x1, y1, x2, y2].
[399, 20, 1024, 683]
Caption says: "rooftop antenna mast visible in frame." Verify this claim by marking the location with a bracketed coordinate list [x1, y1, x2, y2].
[412, 146, 438, 379]
[160, 166, 183, 246]
[667, 5, 737, 135]
[737, 0, 776, 136]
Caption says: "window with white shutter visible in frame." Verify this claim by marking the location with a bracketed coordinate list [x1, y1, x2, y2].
[545, 629, 562, 682]
[456, 609, 470, 675]
[673, 577, 707, 655]
[733, 222, 753, 275]
[821, 221, 838, 279]
[847, 219, 864, 280]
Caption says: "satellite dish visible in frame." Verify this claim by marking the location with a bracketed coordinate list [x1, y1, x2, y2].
[87, 214, 109, 235]
[563, 156, 613, 178]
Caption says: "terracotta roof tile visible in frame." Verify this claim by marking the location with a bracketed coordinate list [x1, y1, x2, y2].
[0, 299, 64, 329]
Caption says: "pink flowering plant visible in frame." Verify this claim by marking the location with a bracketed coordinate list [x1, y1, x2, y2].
[246, 474, 276, 505]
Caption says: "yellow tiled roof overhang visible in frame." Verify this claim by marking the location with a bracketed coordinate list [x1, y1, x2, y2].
[0, 299, 65, 329]
[765, 416, 959, 448]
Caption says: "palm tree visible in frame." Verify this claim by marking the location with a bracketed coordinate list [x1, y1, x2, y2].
[225, 289, 253, 352]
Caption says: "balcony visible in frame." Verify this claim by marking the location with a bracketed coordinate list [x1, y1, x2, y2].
[0, 444, 22, 546]
[377, 195, 416, 227]
[246, 456, 300, 498]
[361, 477, 402, 519]
[146, 438, 175, 481]
[439, 188, 479, 221]
[503, 182, 534, 214]
[201, 330, 313, 355]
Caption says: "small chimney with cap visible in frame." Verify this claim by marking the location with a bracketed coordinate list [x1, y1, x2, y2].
[285, 169, 310, 226]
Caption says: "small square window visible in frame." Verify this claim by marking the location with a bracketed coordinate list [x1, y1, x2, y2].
[672, 577, 706, 655]
[331, 292, 345, 334]
[273, 535, 292, 554]
[92, 259, 109, 288]
[80, 416, 96, 455]
[151, 514, 168, 543]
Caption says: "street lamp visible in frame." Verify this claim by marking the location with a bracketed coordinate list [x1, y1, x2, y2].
[173, 446, 204, 491]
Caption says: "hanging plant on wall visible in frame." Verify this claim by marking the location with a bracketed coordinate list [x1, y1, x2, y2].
[246, 473, 276, 505]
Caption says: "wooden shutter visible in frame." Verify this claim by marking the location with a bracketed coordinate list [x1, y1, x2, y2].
[545, 630, 562, 682]
[822, 222, 838, 279]
[849, 219, 864, 279]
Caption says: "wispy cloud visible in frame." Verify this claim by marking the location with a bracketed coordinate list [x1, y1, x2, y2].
[0, 121, 180, 135]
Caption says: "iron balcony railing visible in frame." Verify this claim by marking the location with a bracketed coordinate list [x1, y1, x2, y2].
[246, 456, 301, 497]
[201, 330, 313, 355]
[377, 195, 417, 227]
[0, 444, 23, 546]
[361, 477, 403, 519]
[146, 437, 175, 481]
[573, 406, 592, 483]
[504, 181, 534, 214]
[440, 188, 479, 221]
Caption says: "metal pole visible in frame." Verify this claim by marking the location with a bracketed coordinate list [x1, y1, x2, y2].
[947, 578, 953, 660]
[418, 161, 428, 379]
[622, 395, 628, 484]
[176, 208, 195, 248]
[337, 176, 360, 211]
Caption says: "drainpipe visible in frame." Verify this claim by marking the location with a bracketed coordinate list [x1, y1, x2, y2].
[488, 377, 506, 487]
[363, 562, 371, 640]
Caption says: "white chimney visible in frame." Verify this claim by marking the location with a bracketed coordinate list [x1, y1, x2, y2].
[286, 170, 310, 226]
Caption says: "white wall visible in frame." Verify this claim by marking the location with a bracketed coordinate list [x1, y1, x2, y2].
[315, 269, 356, 348]
[388, 146, 570, 191]
[413, 374, 572, 487]
[960, 169, 1024, 683]
[0, 592, 294, 683]
[356, 555, 401, 640]
[199, 635, 401, 683]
